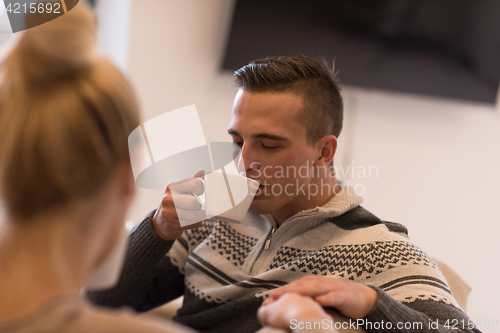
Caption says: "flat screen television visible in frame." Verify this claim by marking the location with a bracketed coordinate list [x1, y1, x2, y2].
[222, 0, 500, 104]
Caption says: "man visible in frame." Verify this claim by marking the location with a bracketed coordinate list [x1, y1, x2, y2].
[88, 56, 478, 333]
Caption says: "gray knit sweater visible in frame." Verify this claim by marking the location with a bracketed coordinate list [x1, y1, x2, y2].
[87, 185, 480, 333]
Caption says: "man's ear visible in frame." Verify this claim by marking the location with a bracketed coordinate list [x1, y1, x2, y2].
[315, 135, 337, 167]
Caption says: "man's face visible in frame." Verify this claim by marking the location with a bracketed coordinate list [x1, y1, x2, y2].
[228, 89, 319, 216]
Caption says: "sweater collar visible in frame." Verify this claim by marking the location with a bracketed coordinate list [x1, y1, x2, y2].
[263, 179, 363, 229]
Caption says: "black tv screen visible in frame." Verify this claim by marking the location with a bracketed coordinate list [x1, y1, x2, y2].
[222, 0, 500, 104]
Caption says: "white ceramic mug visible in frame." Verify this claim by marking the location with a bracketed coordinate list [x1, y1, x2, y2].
[189, 171, 259, 225]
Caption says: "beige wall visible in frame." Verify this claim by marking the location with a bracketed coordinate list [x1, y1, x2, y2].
[95, 0, 132, 72]
[125, 0, 236, 225]
[126, 0, 500, 324]
[341, 88, 500, 323]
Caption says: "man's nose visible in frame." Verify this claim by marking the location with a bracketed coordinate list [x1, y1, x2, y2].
[237, 144, 259, 175]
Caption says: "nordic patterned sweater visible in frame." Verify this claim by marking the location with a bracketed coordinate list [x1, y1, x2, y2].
[87, 185, 479, 333]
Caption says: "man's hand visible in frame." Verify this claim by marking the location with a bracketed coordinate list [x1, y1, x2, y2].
[258, 293, 334, 332]
[262, 276, 378, 320]
[152, 170, 206, 241]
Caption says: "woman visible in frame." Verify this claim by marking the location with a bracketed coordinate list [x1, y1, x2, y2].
[0, 3, 192, 332]
[0, 3, 336, 333]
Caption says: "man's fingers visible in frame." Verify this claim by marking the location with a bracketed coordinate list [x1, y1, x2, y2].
[261, 296, 275, 306]
[164, 170, 205, 195]
[176, 207, 206, 222]
[263, 279, 332, 306]
[152, 171, 207, 241]
[263, 287, 288, 305]
[315, 291, 345, 307]
[263, 277, 379, 321]
[193, 170, 206, 178]
[169, 177, 204, 195]
[171, 193, 203, 210]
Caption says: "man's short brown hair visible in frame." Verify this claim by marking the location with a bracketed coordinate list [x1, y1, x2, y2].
[233, 56, 343, 145]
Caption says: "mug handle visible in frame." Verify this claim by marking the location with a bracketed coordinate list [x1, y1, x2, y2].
[190, 178, 205, 209]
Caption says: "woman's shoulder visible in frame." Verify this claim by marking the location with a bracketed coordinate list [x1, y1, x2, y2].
[0, 296, 194, 333]
[77, 301, 194, 333]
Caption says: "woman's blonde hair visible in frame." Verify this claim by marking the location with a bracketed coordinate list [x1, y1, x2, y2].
[0, 3, 140, 220]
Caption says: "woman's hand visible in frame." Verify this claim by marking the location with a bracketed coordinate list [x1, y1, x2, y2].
[258, 293, 335, 332]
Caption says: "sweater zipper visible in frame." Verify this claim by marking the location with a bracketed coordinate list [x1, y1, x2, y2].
[247, 221, 276, 274]
[263, 211, 317, 251]
[262, 212, 317, 251]
[264, 227, 276, 250]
